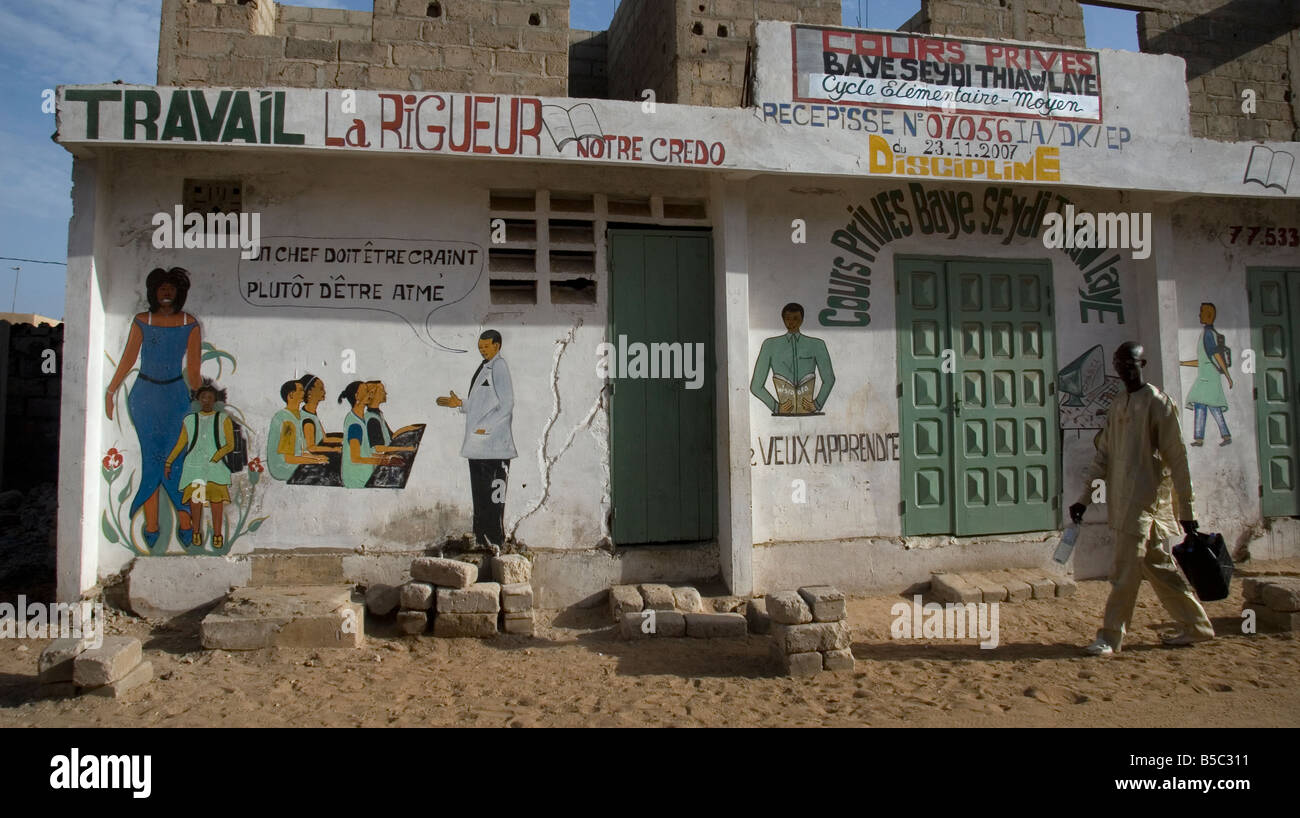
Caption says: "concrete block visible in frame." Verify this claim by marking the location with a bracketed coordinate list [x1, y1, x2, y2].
[1003, 576, 1033, 603]
[930, 573, 983, 603]
[684, 612, 747, 638]
[342, 553, 415, 587]
[492, 555, 532, 585]
[619, 609, 685, 638]
[501, 583, 533, 613]
[365, 584, 400, 617]
[1010, 569, 1056, 600]
[433, 612, 498, 638]
[609, 584, 643, 621]
[620, 610, 654, 639]
[1242, 603, 1300, 631]
[73, 637, 142, 688]
[778, 651, 823, 677]
[798, 585, 846, 622]
[672, 586, 703, 613]
[746, 597, 771, 635]
[1261, 579, 1300, 612]
[1242, 576, 1281, 603]
[38, 638, 90, 684]
[766, 590, 812, 624]
[84, 661, 153, 700]
[200, 586, 363, 650]
[1053, 577, 1078, 598]
[965, 572, 1009, 603]
[127, 555, 251, 619]
[400, 582, 435, 611]
[822, 648, 855, 671]
[411, 557, 477, 588]
[396, 611, 428, 634]
[771, 621, 850, 654]
[638, 583, 677, 611]
[251, 553, 345, 586]
[436, 583, 501, 614]
[503, 611, 535, 636]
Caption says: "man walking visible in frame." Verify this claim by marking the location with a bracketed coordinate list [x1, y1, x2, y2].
[1069, 341, 1215, 656]
[437, 330, 516, 550]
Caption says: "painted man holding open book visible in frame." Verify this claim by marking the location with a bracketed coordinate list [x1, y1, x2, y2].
[750, 302, 836, 416]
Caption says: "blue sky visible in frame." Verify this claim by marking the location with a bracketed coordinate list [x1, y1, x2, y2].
[0, 0, 1138, 319]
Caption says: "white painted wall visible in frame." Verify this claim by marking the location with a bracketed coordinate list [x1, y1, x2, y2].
[79, 148, 714, 586]
[745, 176, 1140, 543]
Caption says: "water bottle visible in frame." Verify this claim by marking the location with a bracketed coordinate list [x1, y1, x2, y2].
[1054, 523, 1079, 564]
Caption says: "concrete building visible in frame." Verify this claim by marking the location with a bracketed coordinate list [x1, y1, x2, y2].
[54, 0, 1300, 614]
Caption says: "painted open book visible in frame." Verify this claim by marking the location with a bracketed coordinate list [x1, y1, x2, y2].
[773, 372, 819, 415]
[542, 103, 603, 150]
[1243, 145, 1293, 193]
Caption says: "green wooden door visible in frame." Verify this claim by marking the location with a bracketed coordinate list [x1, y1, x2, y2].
[1248, 268, 1300, 517]
[608, 230, 716, 544]
[897, 257, 1059, 536]
[897, 258, 955, 535]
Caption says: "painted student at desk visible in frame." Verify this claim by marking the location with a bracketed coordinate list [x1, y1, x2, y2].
[750, 302, 836, 416]
[437, 329, 516, 550]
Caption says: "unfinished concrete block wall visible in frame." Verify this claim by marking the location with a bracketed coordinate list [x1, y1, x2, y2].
[609, 0, 839, 107]
[678, 0, 841, 107]
[1138, 0, 1300, 142]
[909, 0, 1085, 47]
[908, 0, 1298, 142]
[569, 29, 608, 99]
[158, 0, 570, 95]
[606, 0, 677, 104]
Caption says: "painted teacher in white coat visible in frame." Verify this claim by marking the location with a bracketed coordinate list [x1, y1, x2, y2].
[437, 329, 516, 549]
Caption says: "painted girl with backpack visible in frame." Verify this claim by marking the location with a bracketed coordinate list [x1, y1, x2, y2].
[164, 380, 236, 550]
[1179, 302, 1233, 446]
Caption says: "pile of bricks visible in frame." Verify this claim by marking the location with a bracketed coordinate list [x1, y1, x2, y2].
[930, 569, 1076, 604]
[767, 586, 854, 677]
[37, 636, 152, 700]
[1242, 576, 1300, 632]
[366, 554, 535, 638]
[610, 583, 747, 639]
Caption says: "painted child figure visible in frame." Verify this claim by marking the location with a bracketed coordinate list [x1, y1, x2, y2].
[267, 378, 328, 482]
[165, 380, 235, 550]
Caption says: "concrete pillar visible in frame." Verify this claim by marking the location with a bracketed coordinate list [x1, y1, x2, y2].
[1144, 203, 1186, 404]
[711, 174, 754, 597]
[58, 156, 108, 601]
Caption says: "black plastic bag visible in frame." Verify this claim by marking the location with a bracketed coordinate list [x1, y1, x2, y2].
[1172, 530, 1233, 601]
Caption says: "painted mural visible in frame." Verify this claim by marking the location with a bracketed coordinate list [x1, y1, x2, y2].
[1180, 302, 1233, 446]
[1243, 145, 1293, 194]
[277, 377, 426, 489]
[103, 267, 267, 556]
[238, 236, 486, 352]
[437, 330, 515, 550]
[750, 303, 836, 416]
[164, 379, 241, 550]
[1059, 344, 1122, 432]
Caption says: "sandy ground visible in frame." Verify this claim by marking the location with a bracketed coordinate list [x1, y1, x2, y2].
[3, 562, 1298, 728]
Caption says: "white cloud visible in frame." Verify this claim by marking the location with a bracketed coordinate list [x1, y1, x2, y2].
[0, 0, 159, 85]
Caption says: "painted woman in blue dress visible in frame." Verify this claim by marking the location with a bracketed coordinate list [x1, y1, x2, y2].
[105, 267, 202, 551]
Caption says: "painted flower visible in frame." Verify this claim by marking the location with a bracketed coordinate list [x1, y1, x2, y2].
[102, 448, 123, 471]
[248, 457, 264, 474]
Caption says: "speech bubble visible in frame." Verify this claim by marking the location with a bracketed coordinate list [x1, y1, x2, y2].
[237, 235, 484, 352]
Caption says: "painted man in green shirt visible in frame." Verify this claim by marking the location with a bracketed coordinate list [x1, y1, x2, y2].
[750, 302, 835, 415]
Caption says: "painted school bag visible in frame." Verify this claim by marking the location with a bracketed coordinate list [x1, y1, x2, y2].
[184, 411, 248, 473]
[1207, 329, 1231, 374]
